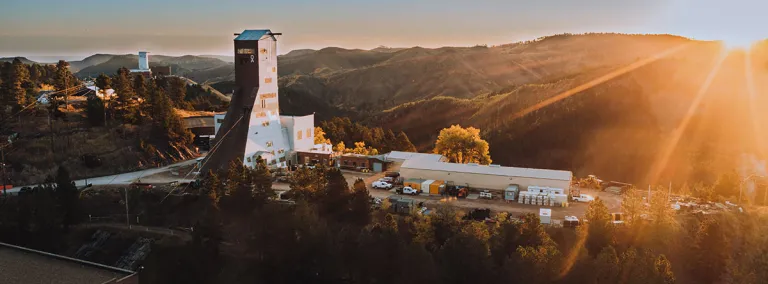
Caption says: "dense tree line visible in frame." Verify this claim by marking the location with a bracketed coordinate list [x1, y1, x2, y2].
[320, 117, 416, 154]
[0, 59, 78, 116]
[0, 166, 81, 252]
[85, 68, 235, 160]
[136, 162, 768, 284]
[0, 158, 765, 283]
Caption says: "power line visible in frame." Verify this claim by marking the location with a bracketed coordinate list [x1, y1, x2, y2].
[160, 115, 244, 203]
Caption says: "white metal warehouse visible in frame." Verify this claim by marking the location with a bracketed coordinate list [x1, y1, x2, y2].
[399, 158, 573, 191]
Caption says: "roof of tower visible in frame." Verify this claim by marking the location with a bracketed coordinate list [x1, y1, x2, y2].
[235, 30, 272, 41]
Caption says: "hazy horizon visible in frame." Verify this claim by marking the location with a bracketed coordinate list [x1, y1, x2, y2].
[2, 0, 767, 61]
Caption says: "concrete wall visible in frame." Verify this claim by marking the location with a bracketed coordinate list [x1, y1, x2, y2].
[400, 167, 571, 191]
[281, 115, 314, 152]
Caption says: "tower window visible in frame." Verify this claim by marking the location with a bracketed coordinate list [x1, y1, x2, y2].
[266, 141, 273, 147]
[265, 78, 272, 83]
[306, 128, 311, 137]
[237, 48, 255, 54]
[261, 99, 266, 108]
[297, 131, 302, 140]
[262, 121, 270, 127]
[272, 67, 276, 72]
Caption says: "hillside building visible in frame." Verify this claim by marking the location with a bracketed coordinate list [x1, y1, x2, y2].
[129, 51, 152, 77]
[202, 30, 326, 171]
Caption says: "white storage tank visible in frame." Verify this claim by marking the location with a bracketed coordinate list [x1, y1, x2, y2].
[539, 208, 552, 224]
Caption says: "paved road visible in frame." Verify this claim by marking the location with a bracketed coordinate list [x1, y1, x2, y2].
[4, 159, 200, 195]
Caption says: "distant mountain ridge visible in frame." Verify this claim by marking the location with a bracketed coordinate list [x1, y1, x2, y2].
[74, 54, 230, 78]
[0, 57, 36, 64]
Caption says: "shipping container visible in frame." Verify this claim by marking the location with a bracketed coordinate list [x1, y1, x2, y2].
[421, 180, 435, 193]
[429, 180, 444, 195]
[403, 178, 425, 190]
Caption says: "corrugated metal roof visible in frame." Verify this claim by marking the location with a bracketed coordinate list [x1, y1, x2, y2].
[401, 159, 572, 181]
[385, 151, 444, 162]
[235, 30, 271, 41]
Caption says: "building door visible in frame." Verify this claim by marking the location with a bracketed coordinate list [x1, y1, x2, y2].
[373, 162, 383, 172]
[304, 156, 309, 164]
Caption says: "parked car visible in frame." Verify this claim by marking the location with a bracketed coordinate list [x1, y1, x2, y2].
[396, 186, 421, 195]
[564, 216, 580, 228]
[379, 177, 394, 183]
[372, 181, 393, 189]
[463, 208, 492, 222]
[130, 182, 154, 190]
[572, 194, 595, 202]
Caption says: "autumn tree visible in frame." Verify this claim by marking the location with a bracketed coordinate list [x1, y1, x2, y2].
[314, 126, 331, 145]
[433, 125, 491, 164]
[334, 141, 346, 153]
[584, 197, 613, 256]
[622, 189, 645, 226]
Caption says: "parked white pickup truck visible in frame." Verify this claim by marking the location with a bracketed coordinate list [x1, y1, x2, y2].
[572, 194, 595, 202]
[396, 186, 421, 195]
[372, 180, 393, 189]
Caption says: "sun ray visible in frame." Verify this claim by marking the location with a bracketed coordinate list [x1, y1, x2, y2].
[744, 49, 764, 160]
[645, 50, 728, 185]
[509, 43, 694, 120]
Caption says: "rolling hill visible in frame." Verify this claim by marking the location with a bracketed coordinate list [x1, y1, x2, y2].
[74, 54, 230, 78]
[0, 57, 36, 64]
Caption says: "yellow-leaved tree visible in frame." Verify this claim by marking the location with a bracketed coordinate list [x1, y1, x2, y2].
[314, 126, 331, 145]
[433, 125, 491, 164]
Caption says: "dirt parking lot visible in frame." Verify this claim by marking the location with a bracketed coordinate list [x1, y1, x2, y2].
[341, 170, 623, 219]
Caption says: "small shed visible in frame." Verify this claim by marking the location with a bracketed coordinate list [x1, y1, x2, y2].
[539, 208, 552, 224]
[429, 180, 445, 195]
[504, 185, 519, 201]
[421, 180, 435, 193]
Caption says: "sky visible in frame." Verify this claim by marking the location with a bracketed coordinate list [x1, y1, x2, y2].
[1, 0, 767, 60]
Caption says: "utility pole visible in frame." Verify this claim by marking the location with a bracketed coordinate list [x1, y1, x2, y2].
[1, 144, 6, 196]
[124, 187, 130, 228]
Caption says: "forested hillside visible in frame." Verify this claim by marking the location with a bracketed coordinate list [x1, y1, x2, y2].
[200, 33, 768, 187]
[217, 33, 768, 186]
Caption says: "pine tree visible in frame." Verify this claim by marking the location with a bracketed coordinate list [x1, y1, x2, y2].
[396, 131, 417, 152]
[53, 60, 71, 108]
[112, 67, 135, 106]
[54, 166, 79, 231]
[167, 77, 189, 109]
[95, 73, 112, 90]
[10, 58, 30, 110]
[85, 95, 105, 126]
[252, 156, 275, 206]
[133, 74, 146, 100]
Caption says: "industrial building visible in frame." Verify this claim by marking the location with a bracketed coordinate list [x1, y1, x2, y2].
[399, 155, 572, 193]
[202, 30, 327, 171]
